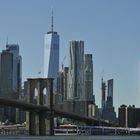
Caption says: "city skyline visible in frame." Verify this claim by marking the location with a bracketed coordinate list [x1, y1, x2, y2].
[0, 0, 140, 111]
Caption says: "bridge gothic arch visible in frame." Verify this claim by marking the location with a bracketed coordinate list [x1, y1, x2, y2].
[26, 78, 54, 136]
[43, 88, 47, 105]
[33, 88, 38, 104]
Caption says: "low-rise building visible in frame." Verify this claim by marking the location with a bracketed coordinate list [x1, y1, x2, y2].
[118, 105, 140, 128]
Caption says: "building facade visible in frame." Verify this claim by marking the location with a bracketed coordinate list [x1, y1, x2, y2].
[54, 41, 97, 117]
[101, 78, 117, 124]
[0, 44, 22, 123]
[106, 79, 113, 107]
[88, 104, 99, 119]
[0, 50, 13, 97]
[0, 44, 21, 97]
[55, 67, 69, 104]
[6, 44, 22, 93]
[55, 71, 64, 104]
[101, 78, 106, 111]
[44, 14, 59, 79]
[63, 67, 69, 101]
[84, 54, 94, 102]
[67, 40, 84, 100]
[118, 105, 140, 128]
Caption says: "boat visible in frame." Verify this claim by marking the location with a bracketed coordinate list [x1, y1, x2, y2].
[54, 124, 79, 135]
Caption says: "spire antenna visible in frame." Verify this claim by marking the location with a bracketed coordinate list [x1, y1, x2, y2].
[6, 37, 8, 48]
[51, 8, 54, 32]
[101, 69, 104, 82]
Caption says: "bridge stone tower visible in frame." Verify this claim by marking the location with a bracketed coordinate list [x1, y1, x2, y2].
[26, 78, 54, 136]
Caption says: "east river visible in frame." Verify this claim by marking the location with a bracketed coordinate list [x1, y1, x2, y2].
[0, 136, 140, 140]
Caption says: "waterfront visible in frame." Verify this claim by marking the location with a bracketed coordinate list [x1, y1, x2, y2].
[0, 136, 140, 140]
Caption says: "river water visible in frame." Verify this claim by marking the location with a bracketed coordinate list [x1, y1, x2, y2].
[0, 136, 140, 140]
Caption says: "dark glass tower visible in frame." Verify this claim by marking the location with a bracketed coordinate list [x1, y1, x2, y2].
[106, 79, 113, 107]
[0, 44, 22, 123]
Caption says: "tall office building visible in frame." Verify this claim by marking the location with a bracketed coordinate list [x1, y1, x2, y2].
[55, 71, 64, 104]
[55, 67, 69, 104]
[101, 78, 117, 124]
[67, 40, 84, 100]
[101, 78, 106, 110]
[0, 44, 22, 96]
[6, 44, 22, 93]
[0, 50, 13, 96]
[84, 54, 94, 102]
[106, 79, 113, 107]
[44, 13, 59, 78]
[63, 67, 69, 101]
[0, 44, 22, 122]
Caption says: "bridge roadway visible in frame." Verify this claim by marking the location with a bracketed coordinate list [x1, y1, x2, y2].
[0, 97, 110, 126]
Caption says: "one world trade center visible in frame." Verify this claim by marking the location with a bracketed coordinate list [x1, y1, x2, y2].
[44, 12, 59, 78]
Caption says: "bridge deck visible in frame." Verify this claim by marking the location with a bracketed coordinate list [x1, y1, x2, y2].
[0, 97, 111, 126]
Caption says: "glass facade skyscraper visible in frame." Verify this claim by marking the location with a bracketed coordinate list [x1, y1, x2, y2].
[44, 14, 59, 78]
[107, 79, 113, 107]
[67, 40, 84, 100]
[101, 78, 116, 124]
[0, 50, 13, 96]
[6, 44, 22, 92]
[101, 78, 106, 110]
[0, 44, 22, 95]
[0, 44, 22, 122]
[84, 54, 94, 102]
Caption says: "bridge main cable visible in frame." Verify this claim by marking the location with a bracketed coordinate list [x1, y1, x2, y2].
[0, 97, 50, 112]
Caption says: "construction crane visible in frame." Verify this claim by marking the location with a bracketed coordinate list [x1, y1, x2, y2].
[61, 55, 66, 70]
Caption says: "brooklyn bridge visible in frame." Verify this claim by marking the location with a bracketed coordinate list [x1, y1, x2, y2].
[0, 78, 111, 136]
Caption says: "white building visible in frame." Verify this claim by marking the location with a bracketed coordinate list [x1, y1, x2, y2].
[44, 14, 59, 79]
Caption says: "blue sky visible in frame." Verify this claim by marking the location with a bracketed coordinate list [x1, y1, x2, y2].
[0, 0, 140, 112]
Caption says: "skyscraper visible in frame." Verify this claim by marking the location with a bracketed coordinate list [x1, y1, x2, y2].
[0, 44, 22, 96]
[106, 79, 113, 107]
[6, 44, 22, 93]
[101, 78, 117, 124]
[56, 71, 64, 103]
[0, 43, 22, 122]
[0, 50, 13, 96]
[84, 54, 94, 102]
[44, 12, 59, 78]
[63, 67, 69, 101]
[101, 78, 106, 111]
[67, 40, 84, 100]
